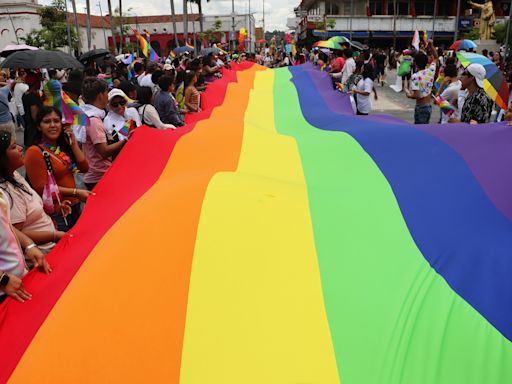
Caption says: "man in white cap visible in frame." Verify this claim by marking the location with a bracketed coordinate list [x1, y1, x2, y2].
[454, 63, 493, 124]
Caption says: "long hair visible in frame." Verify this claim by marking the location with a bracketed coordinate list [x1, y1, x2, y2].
[34, 106, 78, 165]
[0, 130, 31, 197]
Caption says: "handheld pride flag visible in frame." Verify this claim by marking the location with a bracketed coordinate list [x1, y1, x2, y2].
[336, 82, 349, 93]
[133, 28, 149, 57]
[422, 31, 432, 45]
[434, 95, 456, 116]
[412, 30, 420, 51]
[118, 119, 135, 137]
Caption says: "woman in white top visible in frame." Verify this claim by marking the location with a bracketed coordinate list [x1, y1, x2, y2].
[353, 63, 376, 116]
[136, 86, 175, 129]
[103, 89, 142, 141]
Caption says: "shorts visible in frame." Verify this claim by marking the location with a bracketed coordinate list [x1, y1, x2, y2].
[376, 65, 385, 76]
[414, 104, 432, 124]
[402, 72, 411, 80]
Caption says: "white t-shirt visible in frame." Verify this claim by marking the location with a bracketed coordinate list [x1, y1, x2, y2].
[440, 80, 461, 124]
[139, 74, 157, 92]
[454, 89, 469, 121]
[341, 57, 356, 85]
[356, 77, 373, 114]
[103, 107, 142, 140]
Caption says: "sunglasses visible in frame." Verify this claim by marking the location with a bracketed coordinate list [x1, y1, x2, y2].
[110, 99, 127, 108]
[461, 72, 472, 77]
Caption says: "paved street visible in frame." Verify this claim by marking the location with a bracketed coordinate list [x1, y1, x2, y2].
[372, 68, 417, 124]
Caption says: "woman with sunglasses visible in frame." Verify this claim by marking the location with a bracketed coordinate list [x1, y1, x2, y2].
[0, 129, 69, 253]
[103, 89, 141, 141]
[24, 106, 91, 231]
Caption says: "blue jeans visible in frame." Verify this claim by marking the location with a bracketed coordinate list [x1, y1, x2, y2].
[414, 104, 432, 124]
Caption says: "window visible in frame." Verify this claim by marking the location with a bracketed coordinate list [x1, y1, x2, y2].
[326, 0, 340, 15]
[369, 0, 384, 15]
[389, 0, 409, 15]
[438, 1, 452, 16]
[341, 0, 351, 15]
[415, 1, 435, 16]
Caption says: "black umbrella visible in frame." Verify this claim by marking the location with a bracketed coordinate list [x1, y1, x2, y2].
[200, 47, 220, 55]
[78, 48, 111, 63]
[0, 50, 84, 69]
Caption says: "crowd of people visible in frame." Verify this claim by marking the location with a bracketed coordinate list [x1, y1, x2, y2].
[0, 38, 510, 303]
[313, 41, 511, 124]
[0, 49, 239, 303]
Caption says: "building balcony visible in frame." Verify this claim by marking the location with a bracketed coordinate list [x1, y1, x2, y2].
[305, 15, 457, 33]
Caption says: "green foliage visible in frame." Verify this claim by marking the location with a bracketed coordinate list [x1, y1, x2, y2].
[463, 28, 480, 41]
[264, 30, 285, 44]
[326, 18, 336, 30]
[197, 18, 223, 43]
[494, 21, 512, 48]
[21, 0, 77, 50]
[315, 21, 326, 30]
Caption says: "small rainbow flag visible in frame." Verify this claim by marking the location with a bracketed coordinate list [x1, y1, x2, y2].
[44, 80, 89, 127]
[133, 28, 149, 57]
[434, 95, 456, 116]
[336, 82, 349, 93]
[434, 70, 445, 91]
[186, 42, 194, 49]
[423, 31, 432, 45]
[168, 50, 176, 60]
[118, 119, 135, 137]
[150, 47, 160, 63]
[62, 91, 89, 127]
[320, 63, 326, 71]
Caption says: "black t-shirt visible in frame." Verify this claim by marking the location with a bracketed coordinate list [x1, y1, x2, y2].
[375, 54, 386, 67]
[22, 92, 42, 146]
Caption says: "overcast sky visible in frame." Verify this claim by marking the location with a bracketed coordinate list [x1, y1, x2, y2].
[39, 0, 297, 31]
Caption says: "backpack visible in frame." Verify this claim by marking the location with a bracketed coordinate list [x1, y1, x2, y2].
[398, 60, 412, 77]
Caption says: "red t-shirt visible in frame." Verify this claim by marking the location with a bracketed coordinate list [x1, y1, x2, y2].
[332, 57, 345, 72]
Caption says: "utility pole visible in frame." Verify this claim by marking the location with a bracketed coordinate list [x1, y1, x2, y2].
[85, 1, 92, 50]
[70, 0, 82, 55]
[119, 0, 124, 53]
[64, 0, 73, 54]
[98, 2, 108, 50]
[170, 0, 179, 46]
[454, 0, 462, 43]
[392, 0, 397, 48]
[432, 0, 438, 42]
[190, 1, 197, 54]
[248, 0, 251, 52]
[349, 0, 353, 40]
[262, 0, 265, 34]
[107, 0, 117, 54]
[231, 0, 236, 51]
[504, 0, 512, 62]
[184, 0, 189, 44]
[6, 8, 19, 44]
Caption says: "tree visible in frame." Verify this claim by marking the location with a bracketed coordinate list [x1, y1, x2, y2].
[197, 19, 222, 45]
[463, 28, 480, 41]
[22, 0, 78, 51]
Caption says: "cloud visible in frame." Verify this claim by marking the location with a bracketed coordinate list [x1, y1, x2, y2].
[38, 0, 295, 31]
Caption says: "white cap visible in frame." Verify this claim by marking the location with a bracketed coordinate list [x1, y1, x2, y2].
[108, 88, 135, 103]
[163, 63, 173, 71]
[466, 63, 486, 88]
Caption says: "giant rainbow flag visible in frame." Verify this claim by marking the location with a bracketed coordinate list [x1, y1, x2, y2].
[0, 62, 511, 383]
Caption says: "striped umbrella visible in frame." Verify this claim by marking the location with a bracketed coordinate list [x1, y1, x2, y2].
[456, 51, 509, 110]
[449, 39, 477, 51]
[313, 40, 343, 50]
[328, 36, 350, 45]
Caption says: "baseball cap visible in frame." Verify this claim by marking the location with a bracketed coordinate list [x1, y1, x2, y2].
[466, 63, 486, 88]
[108, 88, 135, 103]
[163, 63, 173, 71]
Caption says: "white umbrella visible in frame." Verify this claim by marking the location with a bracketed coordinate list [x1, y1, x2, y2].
[0, 44, 38, 58]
